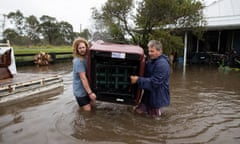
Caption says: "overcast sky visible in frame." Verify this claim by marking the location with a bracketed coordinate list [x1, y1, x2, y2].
[0, 0, 215, 32]
[0, 0, 107, 32]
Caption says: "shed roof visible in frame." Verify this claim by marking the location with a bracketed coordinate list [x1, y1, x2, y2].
[203, 0, 240, 29]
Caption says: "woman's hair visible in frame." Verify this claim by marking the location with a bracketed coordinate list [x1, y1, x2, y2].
[72, 37, 89, 58]
[147, 40, 162, 51]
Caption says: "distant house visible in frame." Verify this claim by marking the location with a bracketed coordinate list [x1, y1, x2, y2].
[186, 0, 240, 65]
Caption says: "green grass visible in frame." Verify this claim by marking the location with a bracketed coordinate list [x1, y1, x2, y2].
[11, 45, 73, 64]
[13, 45, 72, 54]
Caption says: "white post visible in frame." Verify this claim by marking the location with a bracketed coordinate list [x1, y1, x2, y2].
[7, 40, 10, 47]
[183, 32, 188, 67]
[196, 39, 199, 53]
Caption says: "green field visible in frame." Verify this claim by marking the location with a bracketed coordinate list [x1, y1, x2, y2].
[11, 45, 73, 65]
[13, 45, 72, 54]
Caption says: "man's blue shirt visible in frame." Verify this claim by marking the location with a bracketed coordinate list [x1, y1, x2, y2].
[73, 57, 87, 97]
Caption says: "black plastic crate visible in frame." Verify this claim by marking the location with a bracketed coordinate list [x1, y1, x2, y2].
[88, 42, 145, 105]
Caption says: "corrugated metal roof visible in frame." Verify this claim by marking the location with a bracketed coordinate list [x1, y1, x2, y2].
[203, 0, 240, 29]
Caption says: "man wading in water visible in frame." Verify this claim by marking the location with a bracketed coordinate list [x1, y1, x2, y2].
[130, 40, 170, 118]
[72, 37, 96, 111]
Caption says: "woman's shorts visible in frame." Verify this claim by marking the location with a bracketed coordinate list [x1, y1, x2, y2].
[75, 96, 90, 107]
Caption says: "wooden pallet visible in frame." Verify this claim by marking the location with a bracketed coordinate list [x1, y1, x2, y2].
[0, 73, 63, 106]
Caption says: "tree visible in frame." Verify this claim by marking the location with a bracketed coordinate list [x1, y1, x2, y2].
[39, 16, 76, 45]
[79, 28, 92, 40]
[3, 28, 21, 45]
[39, 15, 59, 45]
[92, 0, 206, 55]
[57, 21, 74, 44]
[7, 10, 25, 35]
[92, 31, 112, 41]
[136, 0, 205, 53]
[92, 0, 136, 43]
[3, 28, 30, 45]
[25, 15, 41, 44]
[4, 10, 77, 45]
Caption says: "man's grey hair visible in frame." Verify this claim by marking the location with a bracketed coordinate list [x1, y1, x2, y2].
[147, 40, 162, 51]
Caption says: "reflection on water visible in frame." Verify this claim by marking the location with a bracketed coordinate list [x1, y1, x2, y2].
[0, 63, 240, 144]
[17, 61, 73, 74]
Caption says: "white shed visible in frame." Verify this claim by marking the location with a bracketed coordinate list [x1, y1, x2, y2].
[204, 0, 240, 30]
[183, 0, 240, 66]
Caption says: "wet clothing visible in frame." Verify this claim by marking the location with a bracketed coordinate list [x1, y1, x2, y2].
[137, 55, 170, 109]
[73, 57, 87, 98]
[136, 103, 162, 117]
[75, 95, 91, 107]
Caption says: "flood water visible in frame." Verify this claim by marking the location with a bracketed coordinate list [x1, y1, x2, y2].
[0, 62, 240, 144]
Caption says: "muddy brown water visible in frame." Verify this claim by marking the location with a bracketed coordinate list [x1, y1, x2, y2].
[0, 63, 240, 144]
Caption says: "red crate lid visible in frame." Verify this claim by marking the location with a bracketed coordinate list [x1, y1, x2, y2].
[90, 41, 144, 56]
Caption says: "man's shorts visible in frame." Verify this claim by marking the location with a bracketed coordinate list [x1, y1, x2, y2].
[136, 103, 162, 117]
[75, 96, 90, 107]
